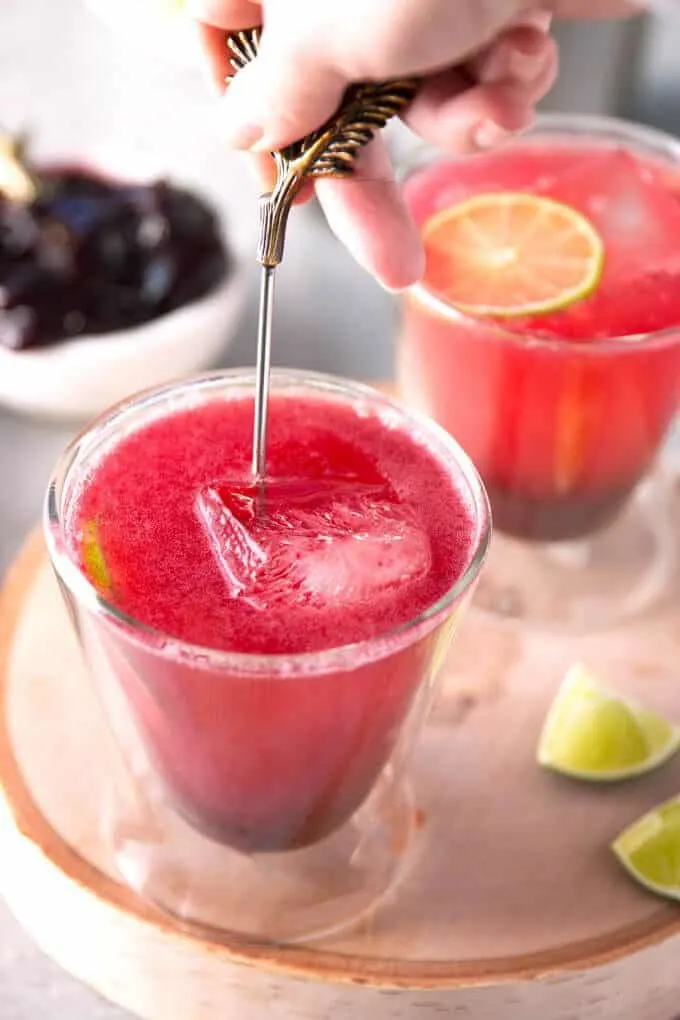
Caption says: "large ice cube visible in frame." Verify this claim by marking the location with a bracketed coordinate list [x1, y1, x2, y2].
[539, 149, 680, 276]
[196, 478, 431, 611]
[197, 485, 267, 597]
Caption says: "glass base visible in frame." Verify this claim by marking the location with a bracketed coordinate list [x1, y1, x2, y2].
[105, 769, 418, 944]
[474, 468, 679, 634]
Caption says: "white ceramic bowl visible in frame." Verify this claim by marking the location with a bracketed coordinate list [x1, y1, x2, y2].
[0, 267, 248, 420]
[0, 147, 251, 421]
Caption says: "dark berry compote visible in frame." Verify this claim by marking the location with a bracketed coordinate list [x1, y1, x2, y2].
[0, 160, 230, 352]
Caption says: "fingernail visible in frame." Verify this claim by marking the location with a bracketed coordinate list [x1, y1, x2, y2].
[508, 48, 548, 84]
[472, 120, 512, 151]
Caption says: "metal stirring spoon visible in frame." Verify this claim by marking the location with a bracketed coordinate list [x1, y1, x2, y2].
[226, 27, 418, 482]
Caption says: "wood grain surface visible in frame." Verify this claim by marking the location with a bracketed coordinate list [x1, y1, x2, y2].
[1, 529, 680, 1019]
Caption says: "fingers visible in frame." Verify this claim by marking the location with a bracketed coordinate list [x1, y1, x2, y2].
[188, 0, 558, 292]
[192, 4, 349, 152]
[405, 75, 530, 153]
[470, 22, 554, 88]
[404, 26, 558, 154]
[190, 0, 261, 97]
[315, 137, 425, 290]
[244, 139, 422, 290]
[212, 0, 525, 153]
[194, 22, 232, 94]
[190, 0, 349, 151]
[219, 33, 348, 152]
[231, 17, 557, 289]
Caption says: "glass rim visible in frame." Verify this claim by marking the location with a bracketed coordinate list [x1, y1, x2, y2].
[44, 368, 491, 676]
[401, 112, 680, 355]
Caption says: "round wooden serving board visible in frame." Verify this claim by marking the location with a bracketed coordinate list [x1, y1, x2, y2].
[2, 529, 680, 1020]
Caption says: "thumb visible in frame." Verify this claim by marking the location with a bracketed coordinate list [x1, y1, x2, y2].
[222, 32, 348, 151]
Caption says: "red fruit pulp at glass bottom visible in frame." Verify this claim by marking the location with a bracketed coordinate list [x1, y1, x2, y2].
[69, 394, 475, 851]
[401, 144, 680, 540]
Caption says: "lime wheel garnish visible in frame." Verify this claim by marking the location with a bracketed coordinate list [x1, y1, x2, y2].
[422, 192, 605, 318]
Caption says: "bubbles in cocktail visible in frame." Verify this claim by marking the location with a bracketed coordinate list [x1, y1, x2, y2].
[197, 477, 432, 612]
[196, 486, 267, 598]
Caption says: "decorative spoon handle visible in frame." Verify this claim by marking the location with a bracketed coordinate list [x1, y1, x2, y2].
[227, 26, 417, 480]
[227, 27, 418, 267]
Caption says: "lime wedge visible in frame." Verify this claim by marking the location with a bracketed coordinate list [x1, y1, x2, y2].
[537, 664, 680, 782]
[82, 520, 112, 592]
[613, 796, 680, 901]
[422, 192, 605, 319]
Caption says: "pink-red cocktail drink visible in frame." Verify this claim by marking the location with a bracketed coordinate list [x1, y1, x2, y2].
[400, 117, 680, 541]
[46, 372, 489, 860]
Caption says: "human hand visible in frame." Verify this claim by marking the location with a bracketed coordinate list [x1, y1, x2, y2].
[189, 0, 639, 289]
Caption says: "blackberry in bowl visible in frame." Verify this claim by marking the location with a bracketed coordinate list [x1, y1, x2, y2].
[0, 135, 247, 419]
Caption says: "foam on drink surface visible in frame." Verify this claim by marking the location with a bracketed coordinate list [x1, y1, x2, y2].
[70, 393, 474, 655]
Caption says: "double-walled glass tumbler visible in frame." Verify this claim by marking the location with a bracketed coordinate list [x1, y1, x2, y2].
[45, 370, 490, 942]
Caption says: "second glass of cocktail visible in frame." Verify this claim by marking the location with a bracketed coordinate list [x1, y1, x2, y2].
[399, 115, 680, 631]
[44, 369, 490, 942]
